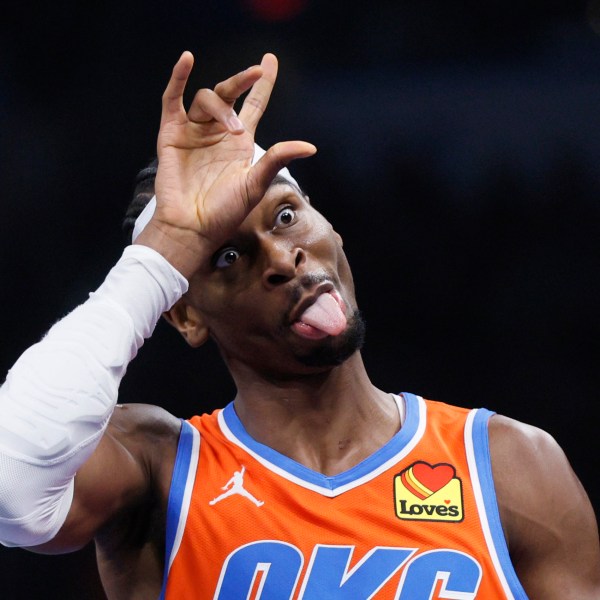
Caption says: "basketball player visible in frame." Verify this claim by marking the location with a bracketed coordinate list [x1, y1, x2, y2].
[1, 51, 599, 599]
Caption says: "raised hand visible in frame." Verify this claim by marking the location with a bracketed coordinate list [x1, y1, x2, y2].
[136, 51, 316, 276]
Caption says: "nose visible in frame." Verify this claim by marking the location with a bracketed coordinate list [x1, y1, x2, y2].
[260, 236, 305, 288]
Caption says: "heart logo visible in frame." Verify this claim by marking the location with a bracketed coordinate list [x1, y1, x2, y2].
[400, 461, 456, 500]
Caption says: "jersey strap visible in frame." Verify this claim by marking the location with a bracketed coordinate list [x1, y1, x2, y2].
[465, 408, 528, 598]
[160, 420, 200, 600]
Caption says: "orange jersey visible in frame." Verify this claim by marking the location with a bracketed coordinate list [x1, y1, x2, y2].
[160, 394, 528, 599]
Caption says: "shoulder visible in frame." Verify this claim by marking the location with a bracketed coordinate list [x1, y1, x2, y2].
[488, 414, 600, 597]
[486, 414, 585, 517]
[106, 402, 182, 479]
[488, 413, 558, 477]
[102, 403, 183, 499]
[487, 413, 575, 538]
[107, 402, 182, 441]
[95, 402, 183, 501]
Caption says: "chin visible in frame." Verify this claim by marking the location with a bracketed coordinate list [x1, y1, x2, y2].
[295, 309, 366, 368]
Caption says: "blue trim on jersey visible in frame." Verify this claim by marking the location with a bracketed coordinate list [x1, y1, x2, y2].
[471, 409, 529, 599]
[221, 393, 421, 492]
[159, 419, 195, 600]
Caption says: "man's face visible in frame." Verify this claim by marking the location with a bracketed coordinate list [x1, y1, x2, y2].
[185, 183, 364, 379]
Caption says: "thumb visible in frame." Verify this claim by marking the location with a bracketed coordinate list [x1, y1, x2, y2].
[245, 141, 317, 206]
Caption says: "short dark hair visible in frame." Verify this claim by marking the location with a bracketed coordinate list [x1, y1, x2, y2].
[122, 158, 158, 242]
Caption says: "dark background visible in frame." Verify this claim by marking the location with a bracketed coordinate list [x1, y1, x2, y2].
[1, 1, 599, 597]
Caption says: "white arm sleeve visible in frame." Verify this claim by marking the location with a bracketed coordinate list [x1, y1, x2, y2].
[0, 244, 188, 547]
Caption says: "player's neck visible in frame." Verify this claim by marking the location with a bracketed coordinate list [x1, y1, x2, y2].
[229, 354, 401, 476]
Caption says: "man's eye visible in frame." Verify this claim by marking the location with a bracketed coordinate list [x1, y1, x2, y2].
[215, 248, 240, 268]
[274, 206, 296, 228]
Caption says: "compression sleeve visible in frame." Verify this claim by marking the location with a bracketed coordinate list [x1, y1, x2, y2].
[0, 245, 188, 547]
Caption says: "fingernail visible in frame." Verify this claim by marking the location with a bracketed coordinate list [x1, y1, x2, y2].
[227, 114, 244, 132]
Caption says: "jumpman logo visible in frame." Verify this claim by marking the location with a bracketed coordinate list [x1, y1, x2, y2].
[209, 466, 264, 507]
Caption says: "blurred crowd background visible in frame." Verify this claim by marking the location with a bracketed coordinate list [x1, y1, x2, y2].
[1, 1, 599, 597]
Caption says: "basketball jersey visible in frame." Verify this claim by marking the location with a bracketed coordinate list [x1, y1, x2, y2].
[160, 393, 528, 599]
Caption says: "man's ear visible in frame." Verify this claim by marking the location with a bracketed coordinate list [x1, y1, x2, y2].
[162, 298, 210, 348]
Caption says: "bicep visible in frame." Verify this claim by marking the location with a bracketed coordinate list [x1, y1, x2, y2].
[490, 415, 600, 599]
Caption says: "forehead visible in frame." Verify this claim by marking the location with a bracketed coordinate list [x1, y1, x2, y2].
[268, 176, 310, 204]
[242, 181, 315, 224]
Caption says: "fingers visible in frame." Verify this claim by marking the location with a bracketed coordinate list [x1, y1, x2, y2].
[161, 52, 280, 136]
[239, 53, 278, 134]
[187, 88, 245, 131]
[161, 51, 195, 126]
[246, 141, 317, 205]
[213, 65, 263, 105]
[187, 64, 265, 133]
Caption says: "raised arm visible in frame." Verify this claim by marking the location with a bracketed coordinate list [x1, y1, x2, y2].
[135, 50, 316, 277]
[0, 51, 314, 553]
[490, 415, 600, 599]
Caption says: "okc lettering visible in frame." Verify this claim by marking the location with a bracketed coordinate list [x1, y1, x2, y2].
[214, 541, 482, 598]
[397, 500, 460, 518]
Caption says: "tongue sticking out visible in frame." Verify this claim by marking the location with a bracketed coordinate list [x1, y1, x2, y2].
[298, 293, 347, 336]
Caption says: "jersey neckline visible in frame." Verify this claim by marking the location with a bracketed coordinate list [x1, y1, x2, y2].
[217, 393, 426, 497]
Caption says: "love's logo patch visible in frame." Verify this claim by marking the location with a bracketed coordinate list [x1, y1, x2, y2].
[394, 461, 464, 522]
